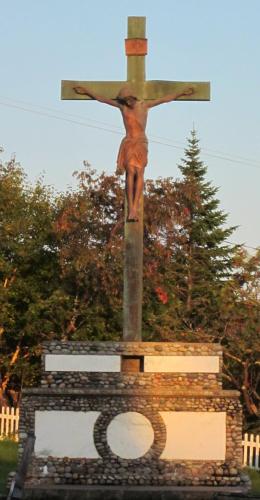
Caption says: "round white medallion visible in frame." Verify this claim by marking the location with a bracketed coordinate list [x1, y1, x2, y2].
[106, 412, 154, 459]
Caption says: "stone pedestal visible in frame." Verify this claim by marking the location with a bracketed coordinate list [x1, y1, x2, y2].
[19, 342, 246, 497]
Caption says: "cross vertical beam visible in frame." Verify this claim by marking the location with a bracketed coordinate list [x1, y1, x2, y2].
[60, 16, 210, 343]
[123, 17, 146, 341]
[123, 195, 143, 341]
[127, 16, 146, 82]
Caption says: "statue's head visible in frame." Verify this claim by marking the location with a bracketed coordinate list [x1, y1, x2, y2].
[117, 85, 138, 107]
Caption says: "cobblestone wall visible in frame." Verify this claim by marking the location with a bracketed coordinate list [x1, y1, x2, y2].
[20, 388, 243, 488]
[42, 341, 223, 356]
[41, 342, 223, 390]
[18, 341, 244, 489]
[41, 372, 221, 391]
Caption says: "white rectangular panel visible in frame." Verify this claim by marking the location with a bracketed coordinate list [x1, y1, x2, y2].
[160, 411, 226, 460]
[35, 411, 100, 458]
[45, 354, 120, 372]
[144, 355, 219, 373]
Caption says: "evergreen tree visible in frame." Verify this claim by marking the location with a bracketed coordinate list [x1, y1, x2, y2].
[173, 130, 238, 334]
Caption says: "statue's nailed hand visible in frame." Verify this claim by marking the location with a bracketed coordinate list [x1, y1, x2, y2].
[183, 87, 195, 96]
[73, 86, 87, 95]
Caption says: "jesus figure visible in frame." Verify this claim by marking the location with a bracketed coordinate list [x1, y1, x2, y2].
[74, 84, 194, 221]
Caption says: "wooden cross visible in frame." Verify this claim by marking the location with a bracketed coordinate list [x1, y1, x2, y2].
[61, 17, 210, 342]
[61, 17, 210, 102]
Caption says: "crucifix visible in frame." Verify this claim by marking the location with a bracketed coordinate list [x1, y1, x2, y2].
[61, 16, 210, 341]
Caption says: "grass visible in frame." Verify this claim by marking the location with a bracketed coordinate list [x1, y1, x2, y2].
[246, 468, 260, 496]
[0, 438, 18, 495]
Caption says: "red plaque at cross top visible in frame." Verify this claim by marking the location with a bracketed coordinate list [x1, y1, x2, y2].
[125, 38, 148, 56]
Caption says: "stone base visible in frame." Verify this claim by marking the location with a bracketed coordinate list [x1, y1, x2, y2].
[20, 388, 242, 487]
[18, 342, 244, 490]
[23, 484, 251, 500]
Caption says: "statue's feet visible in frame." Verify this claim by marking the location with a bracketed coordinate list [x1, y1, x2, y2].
[127, 210, 139, 222]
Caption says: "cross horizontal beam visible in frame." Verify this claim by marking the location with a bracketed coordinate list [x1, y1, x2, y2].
[61, 81, 125, 100]
[61, 80, 210, 101]
[144, 80, 210, 100]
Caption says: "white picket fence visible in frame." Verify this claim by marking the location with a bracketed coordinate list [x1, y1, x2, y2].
[0, 407, 259, 469]
[242, 433, 260, 470]
[0, 406, 20, 440]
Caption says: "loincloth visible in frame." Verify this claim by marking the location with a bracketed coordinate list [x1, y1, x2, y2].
[116, 135, 148, 174]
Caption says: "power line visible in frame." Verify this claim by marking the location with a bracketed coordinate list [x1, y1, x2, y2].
[0, 100, 122, 136]
[2, 97, 259, 167]
[0, 96, 122, 130]
[0, 97, 260, 170]
[0, 104, 259, 250]
[150, 138, 260, 169]
[149, 132, 260, 167]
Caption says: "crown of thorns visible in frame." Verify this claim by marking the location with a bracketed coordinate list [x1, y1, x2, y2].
[117, 86, 137, 100]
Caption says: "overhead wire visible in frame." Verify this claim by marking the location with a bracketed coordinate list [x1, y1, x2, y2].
[0, 96, 122, 130]
[0, 100, 122, 136]
[0, 98, 259, 251]
[0, 97, 260, 170]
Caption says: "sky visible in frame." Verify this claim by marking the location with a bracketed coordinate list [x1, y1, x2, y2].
[0, 0, 260, 249]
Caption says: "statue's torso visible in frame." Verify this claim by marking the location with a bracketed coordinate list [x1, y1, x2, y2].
[120, 101, 148, 138]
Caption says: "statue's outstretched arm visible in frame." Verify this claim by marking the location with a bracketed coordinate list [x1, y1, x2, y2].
[146, 87, 195, 108]
[73, 86, 120, 108]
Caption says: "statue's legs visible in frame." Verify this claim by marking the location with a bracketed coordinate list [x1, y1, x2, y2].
[133, 167, 144, 215]
[126, 167, 135, 220]
[126, 166, 144, 222]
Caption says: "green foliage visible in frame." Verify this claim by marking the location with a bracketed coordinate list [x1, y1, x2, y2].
[0, 136, 259, 429]
[54, 166, 125, 340]
[142, 130, 238, 341]
[0, 158, 59, 394]
[220, 249, 260, 427]
[172, 130, 237, 334]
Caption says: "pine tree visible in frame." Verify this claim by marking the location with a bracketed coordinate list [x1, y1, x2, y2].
[173, 130, 238, 334]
